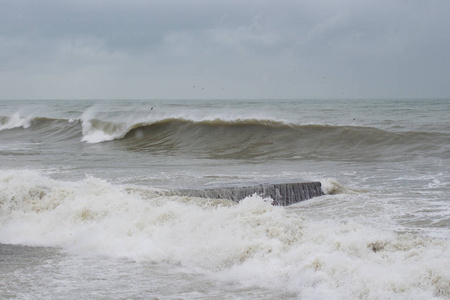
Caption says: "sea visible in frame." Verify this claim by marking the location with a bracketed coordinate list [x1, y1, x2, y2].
[0, 99, 449, 299]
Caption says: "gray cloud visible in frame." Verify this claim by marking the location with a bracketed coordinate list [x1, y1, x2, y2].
[1, 0, 449, 99]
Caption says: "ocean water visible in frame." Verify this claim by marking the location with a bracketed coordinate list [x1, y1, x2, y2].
[0, 99, 449, 299]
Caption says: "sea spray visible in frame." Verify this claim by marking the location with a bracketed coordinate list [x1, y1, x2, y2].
[0, 112, 31, 130]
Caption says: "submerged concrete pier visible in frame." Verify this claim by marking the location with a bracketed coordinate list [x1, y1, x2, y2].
[176, 182, 324, 206]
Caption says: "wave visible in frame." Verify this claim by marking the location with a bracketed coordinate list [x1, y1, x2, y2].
[1, 114, 448, 160]
[79, 117, 291, 144]
[0, 112, 32, 130]
[81, 118, 128, 143]
[0, 114, 82, 147]
[0, 170, 449, 299]
[113, 118, 450, 160]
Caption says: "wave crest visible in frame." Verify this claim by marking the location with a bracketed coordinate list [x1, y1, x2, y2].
[2, 114, 448, 160]
[0, 112, 31, 130]
[81, 118, 130, 143]
[79, 117, 290, 144]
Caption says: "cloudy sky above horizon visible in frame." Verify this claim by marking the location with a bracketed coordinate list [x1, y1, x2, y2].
[1, 0, 449, 100]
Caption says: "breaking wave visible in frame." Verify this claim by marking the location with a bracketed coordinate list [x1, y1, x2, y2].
[80, 117, 450, 160]
[0, 112, 32, 130]
[0, 170, 449, 299]
[1, 113, 449, 160]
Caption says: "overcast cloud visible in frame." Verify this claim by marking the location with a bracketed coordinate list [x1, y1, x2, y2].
[1, 0, 449, 99]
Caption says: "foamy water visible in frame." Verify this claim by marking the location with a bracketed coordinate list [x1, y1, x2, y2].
[0, 112, 31, 130]
[1, 170, 448, 299]
[1, 99, 449, 299]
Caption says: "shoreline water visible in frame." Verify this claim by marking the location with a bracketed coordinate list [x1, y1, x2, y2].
[1, 99, 449, 299]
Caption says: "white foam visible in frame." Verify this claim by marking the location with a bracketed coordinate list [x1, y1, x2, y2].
[0, 170, 448, 299]
[80, 126, 119, 143]
[79, 106, 130, 143]
[0, 112, 31, 130]
[320, 178, 367, 195]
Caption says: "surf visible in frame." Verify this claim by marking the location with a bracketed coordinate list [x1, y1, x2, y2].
[0, 170, 449, 299]
[0, 112, 31, 130]
[2, 109, 448, 161]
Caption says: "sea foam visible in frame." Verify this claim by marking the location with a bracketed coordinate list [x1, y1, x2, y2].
[0, 112, 31, 131]
[0, 170, 449, 299]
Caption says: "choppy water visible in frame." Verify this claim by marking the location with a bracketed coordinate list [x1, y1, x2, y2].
[1, 99, 449, 299]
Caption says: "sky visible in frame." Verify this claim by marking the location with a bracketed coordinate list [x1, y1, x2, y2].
[1, 0, 449, 100]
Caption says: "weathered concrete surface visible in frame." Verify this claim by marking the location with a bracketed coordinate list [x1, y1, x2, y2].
[176, 182, 324, 206]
